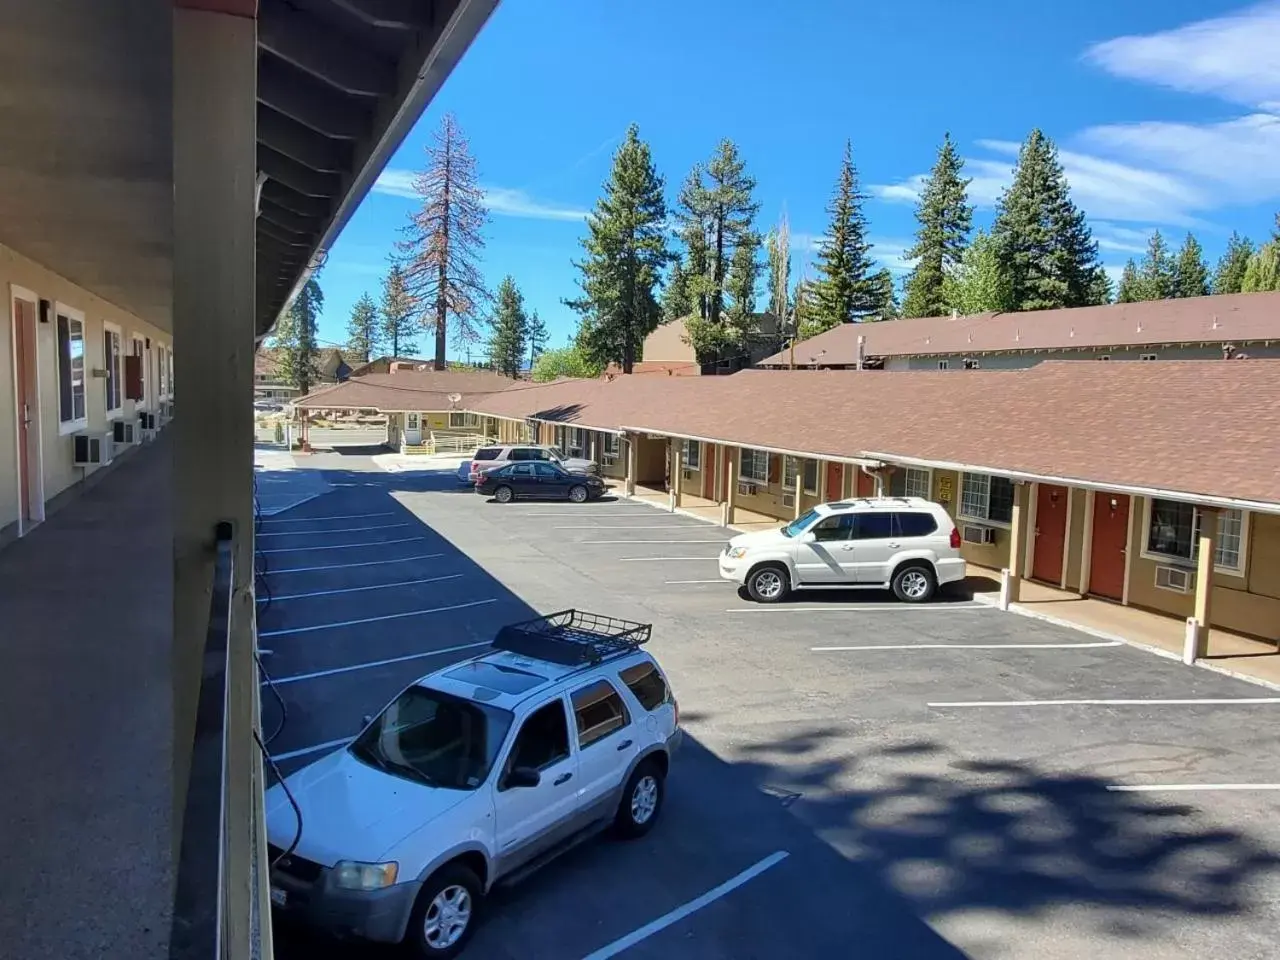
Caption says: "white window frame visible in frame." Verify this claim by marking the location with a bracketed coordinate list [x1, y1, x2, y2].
[448, 411, 479, 429]
[103, 322, 123, 417]
[890, 466, 932, 499]
[783, 455, 798, 491]
[602, 432, 620, 463]
[1097, 355, 1110, 361]
[958, 471, 1014, 527]
[739, 447, 769, 485]
[156, 342, 171, 400]
[682, 439, 700, 471]
[1140, 498, 1247, 576]
[56, 305, 88, 435]
[802, 459, 819, 495]
[962, 358, 980, 370]
[1139, 353, 1158, 362]
[131, 333, 148, 410]
[936, 359, 949, 370]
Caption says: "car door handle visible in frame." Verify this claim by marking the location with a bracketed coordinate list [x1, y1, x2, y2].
[553, 772, 572, 786]
[886, 542, 900, 548]
[616, 739, 633, 751]
[840, 544, 855, 551]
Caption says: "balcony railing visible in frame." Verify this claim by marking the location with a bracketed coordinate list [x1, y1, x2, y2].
[170, 521, 272, 959]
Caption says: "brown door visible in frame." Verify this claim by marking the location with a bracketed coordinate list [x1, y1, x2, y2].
[826, 462, 843, 502]
[1089, 493, 1130, 601]
[702, 444, 715, 499]
[13, 299, 35, 522]
[856, 469, 874, 497]
[1031, 484, 1068, 584]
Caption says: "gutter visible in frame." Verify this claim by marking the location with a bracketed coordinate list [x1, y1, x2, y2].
[862, 450, 1280, 517]
[267, 0, 500, 339]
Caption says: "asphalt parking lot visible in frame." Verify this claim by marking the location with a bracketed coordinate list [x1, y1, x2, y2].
[263, 452, 1280, 960]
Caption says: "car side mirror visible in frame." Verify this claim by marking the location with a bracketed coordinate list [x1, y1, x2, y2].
[505, 766, 541, 789]
[361, 714, 373, 729]
[798, 531, 816, 543]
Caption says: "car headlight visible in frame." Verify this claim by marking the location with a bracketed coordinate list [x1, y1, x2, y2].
[333, 860, 399, 891]
[725, 546, 749, 560]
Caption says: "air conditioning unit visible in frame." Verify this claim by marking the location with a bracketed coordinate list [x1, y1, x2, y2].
[138, 411, 157, 437]
[73, 431, 113, 467]
[1155, 565, 1193, 593]
[112, 419, 137, 445]
[737, 481, 755, 496]
[962, 524, 997, 545]
[682, 469, 695, 480]
[782, 491, 795, 507]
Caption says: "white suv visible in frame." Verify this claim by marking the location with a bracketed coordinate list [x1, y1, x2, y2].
[719, 497, 966, 603]
[265, 610, 680, 958]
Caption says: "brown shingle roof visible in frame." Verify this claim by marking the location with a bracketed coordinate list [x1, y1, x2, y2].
[293, 369, 515, 410]
[757, 291, 1280, 366]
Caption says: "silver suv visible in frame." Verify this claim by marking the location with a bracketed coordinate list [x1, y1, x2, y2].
[718, 497, 967, 603]
[466, 444, 596, 482]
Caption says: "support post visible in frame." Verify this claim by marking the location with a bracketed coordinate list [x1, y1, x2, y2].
[1078, 489, 1095, 597]
[172, 3, 263, 956]
[793, 462, 803, 520]
[1185, 508, 1218, 663]
[818, 461, 828, 504]
[723, 456, 737, 527]
[625, 435, 637, 497]
[1004, 481, 1030, 605]
[668, 437, 680, 512]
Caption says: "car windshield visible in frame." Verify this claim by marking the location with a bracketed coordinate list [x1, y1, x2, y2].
[782, 509, 820, 537]
[549, 446, 567, 461]
[350, 686, 514, 791]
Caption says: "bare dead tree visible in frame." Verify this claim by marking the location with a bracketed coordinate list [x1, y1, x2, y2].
[397, 113, 490, 369]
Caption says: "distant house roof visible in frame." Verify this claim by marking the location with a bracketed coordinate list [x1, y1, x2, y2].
[756, 291, 1280, 367]
[293, 368, 515, 411]
[348, 355, 435, 377]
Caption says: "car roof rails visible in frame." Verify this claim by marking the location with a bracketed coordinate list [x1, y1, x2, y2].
[493, 609, 652, 667]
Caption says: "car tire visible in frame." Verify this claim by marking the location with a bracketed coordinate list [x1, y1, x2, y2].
[407, 862, 482, 959]
[615, 759, 665, 839]
[568, 484, 588, 504]
[493, 485, 513, 504]
[892, 563, 937, 603]
[746, 563, 790, 603]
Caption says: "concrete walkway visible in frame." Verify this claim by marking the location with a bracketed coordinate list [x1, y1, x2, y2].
[0, 438, 172, 959]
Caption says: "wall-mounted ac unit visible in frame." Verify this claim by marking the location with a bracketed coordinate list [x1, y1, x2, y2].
[1155, 565, 1193, 593]
[682, 469, 695, 480]
[962, 524, 997, 545]
[73, 432, 113, 467]
[112, 419, 137, 445]
[138, 411, 157, 435]
[737, 481, 755, 496]
[782, 491, 795, 507]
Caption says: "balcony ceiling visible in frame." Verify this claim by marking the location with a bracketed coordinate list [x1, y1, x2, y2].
[0, 0, 497, 339]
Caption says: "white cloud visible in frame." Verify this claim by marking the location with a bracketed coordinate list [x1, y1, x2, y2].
[1092, 221, 1156, 255]
[372, 169, 589, 221]
[1083, 1, 1280, 107]
[870, 238, 916, 275]
[1103, 263, 1128, 291]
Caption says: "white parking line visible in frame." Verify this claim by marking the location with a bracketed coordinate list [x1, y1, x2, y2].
[813, 640, 1123, 651]
[256, 522, 411, 538]
[1106, 783, 1280, 793]
[554, 525, 717, 530]
[580, 850, 790, 960]
[272, 737, 352, 763]
[665, 579, 728, 584]
[258, 536, 425, 554]
[258, 512, 395, 525]
[257, 574, 462, 603]
[929, 697, 1280, 708]
[267, 641, 492, 686]
[618, 556, 719, 562]
[584, 540, 727, 545]
[259, 598, 498, 637]
[267, 552, 445, 574]
[724, 602, 988, 613]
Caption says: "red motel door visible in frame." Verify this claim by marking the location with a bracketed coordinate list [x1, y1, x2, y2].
[1032, 484, 1068, 584]
[1089, 494, 1130, 601]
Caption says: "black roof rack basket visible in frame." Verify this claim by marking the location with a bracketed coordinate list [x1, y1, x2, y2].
[493, 609, 652, 666]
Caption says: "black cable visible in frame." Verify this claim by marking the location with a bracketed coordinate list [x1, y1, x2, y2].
[254, 729, 303, 870]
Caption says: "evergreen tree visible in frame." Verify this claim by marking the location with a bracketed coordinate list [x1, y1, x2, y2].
[902, 133, 973, 318]
[1136, 230, 1176, 300]
[272, 276, 323, 395]
[379, 262, 419, 357]
[345, 292, 379, 363]
[662, 256, 693, 322]
[792, 277, 824, 342]
[725, 230, 762, 333]
[1241, 241, 1280, 292]
[530, 344, 602, 382]
[526, 309, 548, 369]
[991, 129, 1104, 311]
[942, 230, 1013, 315]
[1090, 267, 1114, 305]
[487, 276, 529, 378]
[565, 124, 669, 373]
[766, 216, 792, 321]
[868, 268, 900, 320]
[811, 140, 875, 332]
[1172, 233, 1209, 299]
[1213, 232, 1255, 294]
[397, 113, 490, 369]
[1116, 259, 1142, 303]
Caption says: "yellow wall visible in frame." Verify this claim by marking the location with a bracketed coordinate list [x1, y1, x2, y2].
[733, 452, 791, 520]
[928, 468, 1014, 569]
[0, 243, 171, 534]
[1061, 488, 1088, 591]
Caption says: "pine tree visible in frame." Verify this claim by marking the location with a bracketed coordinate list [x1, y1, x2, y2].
[902, 133, 973, 318]
[868, 268, 900, 320]
[942, 230, 1014, 315]
[811, 140, 875, 332]
[345, 292, 379, 363]
[1213, 232, 1255, 294]
[398, 113, 490, 369]
[1136, 230, 1176, 300]
[272, 276, 323, 395]
[725, 230, 762, 335]
[1116, 260, 1142, 303]
[379, 263, 419, 357]
[662, 256, 693, 322]
[487, 276, 529, 378]
[1172, 233, 1209, 299]
[526, 309, 548, 370]
[1241, 241, 1280, 292]
[991, 129, 1104, 311]
[792, 277, 824, 342]
[565, 124, 669, 373]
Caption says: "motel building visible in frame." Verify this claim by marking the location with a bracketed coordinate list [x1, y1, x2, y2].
[0, 3, 496, 959]
[301, 343, 1280, 667]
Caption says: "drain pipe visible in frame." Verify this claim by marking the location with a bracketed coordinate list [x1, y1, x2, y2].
[860, 463, 885, 496]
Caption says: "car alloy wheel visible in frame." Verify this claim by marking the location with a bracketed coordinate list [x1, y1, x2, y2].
[494, 485, 513, 504]
[748, 565, 788, 603]
[569, 485, 588, 503]
[900, 570, 929, 599]
[631, 774, 659, 824]
[423, 884, 472, 950]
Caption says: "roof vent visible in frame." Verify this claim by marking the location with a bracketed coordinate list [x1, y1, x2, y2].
[1015, 328, 1021, 342]
[967, 333, 973, 343]
[1069, 326, 1075, 338]
[1212, 315, 1220, 330]
[1136, 321, 1143, 333]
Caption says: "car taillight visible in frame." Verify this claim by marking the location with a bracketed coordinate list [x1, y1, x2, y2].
[949, 525, 962, 549]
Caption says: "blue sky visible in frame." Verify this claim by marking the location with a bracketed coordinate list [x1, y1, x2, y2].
[315, 0, 1280, 356]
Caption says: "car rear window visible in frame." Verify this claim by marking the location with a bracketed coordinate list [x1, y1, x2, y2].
[571, 680, 630, 748]
[618, 662, 669, 711]
[474, 448, 501, 461]
[895, 512, 939, 536]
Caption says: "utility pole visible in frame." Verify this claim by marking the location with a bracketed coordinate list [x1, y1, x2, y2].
[788, 305, 796, 370]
